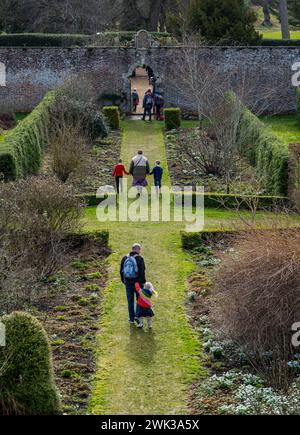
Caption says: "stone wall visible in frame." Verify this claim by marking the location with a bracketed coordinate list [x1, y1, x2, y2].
[0, 45, 299, 113]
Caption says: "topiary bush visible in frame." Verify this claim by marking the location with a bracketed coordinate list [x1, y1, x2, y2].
[164, 108, 181, 130]
[102, 106, 120, 130]
[237, 108, 289, 196]
[0, 312, 61, 415]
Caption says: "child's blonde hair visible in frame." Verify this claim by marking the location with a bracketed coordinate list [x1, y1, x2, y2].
[144, 282, 158, 297]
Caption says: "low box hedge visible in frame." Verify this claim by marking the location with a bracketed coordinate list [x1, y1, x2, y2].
[181, 230, 238, 250]
[260, 39, 300, 47]
[0, 32, 172, 48]
[65, 230, 109, 249]
[102, 106, 120, 130]
[79, 192, 287, 210]
[164, 108, 181, 130]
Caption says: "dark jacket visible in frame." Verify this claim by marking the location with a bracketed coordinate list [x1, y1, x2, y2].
[143, 93, 153, 109]
[120, 252, 146, 285]
[150, 166, 163, 181]
[129, 156, 150, 178]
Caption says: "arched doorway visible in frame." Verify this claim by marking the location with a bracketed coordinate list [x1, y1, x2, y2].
[129, 65, 154, 115]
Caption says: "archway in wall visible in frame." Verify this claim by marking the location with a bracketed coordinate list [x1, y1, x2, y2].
[129, 65, 154, 115]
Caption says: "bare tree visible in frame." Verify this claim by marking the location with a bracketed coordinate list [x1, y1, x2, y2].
[50, 126, 89, 183]
[0, 0, 101, 33]
[251, 0, 273, 27]
[279, 0, 290, 39]
[172, 35, 287, 192]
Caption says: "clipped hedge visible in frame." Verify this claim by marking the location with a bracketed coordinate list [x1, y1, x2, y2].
[0, 88, 108, 180]
[0, 312, 61, 415]
[238, 109, 289, 196]
[164, 108, 181, 130]
[65, 230, 109, 249]
[79, 191, 287, 209]
[0, 33, 91, 47]
[102, 106, 120, 130]
[0, 32, 172, 48]
[181, 230, 238, 250]
[0, 91, 56, 180]
[260, 39, 300, 47]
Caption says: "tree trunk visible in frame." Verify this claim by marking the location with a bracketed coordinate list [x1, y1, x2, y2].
[279, 0, 291, 39]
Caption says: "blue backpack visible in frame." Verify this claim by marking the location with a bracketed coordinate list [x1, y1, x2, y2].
[123, 255, 138, 280]
[145, 95, 153, 107]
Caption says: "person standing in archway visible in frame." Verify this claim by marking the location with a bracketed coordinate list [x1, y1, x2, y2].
[132, 88, 139, 113]
[146, 66, 154, 85]
[142, 89, 154, 122]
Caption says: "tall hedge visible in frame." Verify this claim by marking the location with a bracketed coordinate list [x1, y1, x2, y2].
[0, 92, 55, 180]
[238, 109, 289, 196]
[0, 312, 61, 415]
[0, 89, 108, 181]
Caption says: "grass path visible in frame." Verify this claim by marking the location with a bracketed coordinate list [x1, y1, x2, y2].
[88, 120, 203, 415]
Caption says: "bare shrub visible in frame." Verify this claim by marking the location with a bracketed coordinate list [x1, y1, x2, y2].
[50, 126, 89, 183]
[180, 127, 239, 177]
[172, 36, 288, 190]
[52, 76, 109, 142]
[0, 176, 83, 312]
[212, 229, 300, 389]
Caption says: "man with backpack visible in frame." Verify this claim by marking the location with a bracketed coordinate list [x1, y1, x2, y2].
[142, 89, 153, 122]
[120, 243, 146, 324]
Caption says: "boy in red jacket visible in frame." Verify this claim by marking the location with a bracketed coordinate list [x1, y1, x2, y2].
[112, 159, 129, 194]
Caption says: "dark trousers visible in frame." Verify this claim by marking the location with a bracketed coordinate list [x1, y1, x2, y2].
[156, 105, 162, 120]
[125, 281, 137, 322]
[143, 106, 152, 121]
[115, 176, 123, 194]
[154, 178, 162, 188]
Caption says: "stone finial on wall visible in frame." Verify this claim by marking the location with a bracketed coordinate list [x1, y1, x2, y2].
[135, 30, 152, 50]
[288, 143, 300, 200]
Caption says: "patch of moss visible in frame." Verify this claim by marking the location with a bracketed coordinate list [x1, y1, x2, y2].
[85, 284, 100, 292]
[53, 305, 68, 312]
[71, 260, 90, 271]
[84, 272, 102, 281]
[52, 339, 65, 347]
[61, 369, 81, 379]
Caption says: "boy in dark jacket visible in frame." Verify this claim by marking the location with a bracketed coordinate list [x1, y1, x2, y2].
[150, 161, 163, 194]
